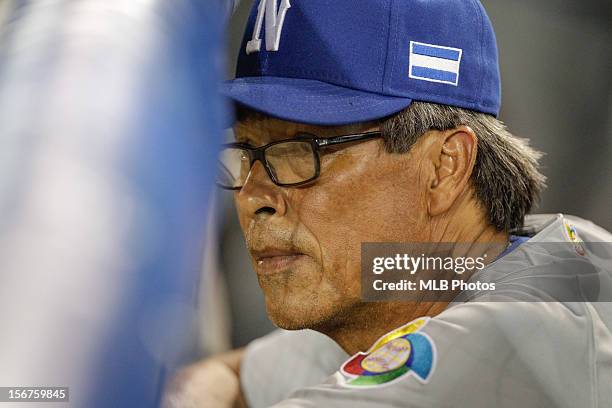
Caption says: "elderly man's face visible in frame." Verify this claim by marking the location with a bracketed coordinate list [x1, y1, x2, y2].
[233, 115, 430, 330]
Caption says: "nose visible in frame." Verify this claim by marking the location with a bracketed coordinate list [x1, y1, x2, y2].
[235, 161, 287, 217]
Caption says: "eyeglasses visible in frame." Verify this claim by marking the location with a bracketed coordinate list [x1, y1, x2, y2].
[216, 131, 382, 190]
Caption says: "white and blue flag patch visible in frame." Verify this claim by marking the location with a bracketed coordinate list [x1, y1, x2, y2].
[409, 41, 463, 86]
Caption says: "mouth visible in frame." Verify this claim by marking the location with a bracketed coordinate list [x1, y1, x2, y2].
[251, 248, 307, 275]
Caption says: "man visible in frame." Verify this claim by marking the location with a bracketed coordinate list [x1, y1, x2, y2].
[164, 0, 612, 407]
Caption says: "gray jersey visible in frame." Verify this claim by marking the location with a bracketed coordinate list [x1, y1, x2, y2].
[241, 214, 612, 408]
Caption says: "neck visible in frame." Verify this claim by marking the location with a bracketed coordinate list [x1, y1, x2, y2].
[321, 213, 508, 356]
[318, 301, 448, 355]
[430, 195, 509, 245]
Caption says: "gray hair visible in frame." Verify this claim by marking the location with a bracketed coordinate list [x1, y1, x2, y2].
[380, 102, 546, 231]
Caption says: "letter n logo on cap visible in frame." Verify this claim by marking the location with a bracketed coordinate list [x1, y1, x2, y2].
[246, 0, 291, 55]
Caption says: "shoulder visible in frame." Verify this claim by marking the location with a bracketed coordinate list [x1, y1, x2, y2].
[276, 304, 595, 408]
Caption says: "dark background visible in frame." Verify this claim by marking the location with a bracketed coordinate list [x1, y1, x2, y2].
[214, 0, 612, 349]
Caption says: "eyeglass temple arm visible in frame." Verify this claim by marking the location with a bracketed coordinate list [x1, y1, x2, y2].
[316, 131, 382, 147]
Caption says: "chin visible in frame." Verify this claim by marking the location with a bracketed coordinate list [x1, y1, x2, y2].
[264, 295, 327, 330]
[263, 289, 359, 332]
[257, 263, 361, 331]
[267, 313, 311, 331]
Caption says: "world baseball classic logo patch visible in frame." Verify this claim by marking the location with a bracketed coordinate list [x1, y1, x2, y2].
[339, 317, 436, 387]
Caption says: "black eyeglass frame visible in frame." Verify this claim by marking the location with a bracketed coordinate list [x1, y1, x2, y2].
[217, 131, 382, 190]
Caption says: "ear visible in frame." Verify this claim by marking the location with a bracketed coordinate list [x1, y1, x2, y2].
[427, 126, 478, 216]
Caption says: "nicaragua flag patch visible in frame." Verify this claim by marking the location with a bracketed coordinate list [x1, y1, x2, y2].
[409, 41, 462, 86]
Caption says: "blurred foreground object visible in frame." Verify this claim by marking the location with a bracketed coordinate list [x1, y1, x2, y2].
[0, 1, 224, 406]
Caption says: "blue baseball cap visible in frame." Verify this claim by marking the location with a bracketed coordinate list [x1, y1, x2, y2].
[222, 0, 501, 126]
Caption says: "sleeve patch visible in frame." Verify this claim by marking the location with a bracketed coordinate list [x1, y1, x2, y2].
[339, 317, 437, 388]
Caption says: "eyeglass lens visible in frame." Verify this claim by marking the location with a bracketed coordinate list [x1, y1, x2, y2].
[217, 140, 317, 188]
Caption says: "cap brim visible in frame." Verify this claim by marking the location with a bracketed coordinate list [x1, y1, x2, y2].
[221, 76, 413, 126]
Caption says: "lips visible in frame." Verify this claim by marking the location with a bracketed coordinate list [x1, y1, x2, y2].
[250, 248, 307, 275]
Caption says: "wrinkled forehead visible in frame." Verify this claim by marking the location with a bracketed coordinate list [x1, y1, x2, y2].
[234, 106, 380, 144]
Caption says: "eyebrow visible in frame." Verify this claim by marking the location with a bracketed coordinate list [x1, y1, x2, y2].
[233, 133, 250, 143]
[233, 127, 302, 145]
[233, 119, 382, 146]
[232, 126, 258, 144]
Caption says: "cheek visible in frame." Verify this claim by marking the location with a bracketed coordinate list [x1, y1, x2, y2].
[299, 163, 425, 242]
[291, 158, 426, 298]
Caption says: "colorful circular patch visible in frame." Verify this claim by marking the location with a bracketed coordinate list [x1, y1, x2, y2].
[340, 317, 436, 387]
